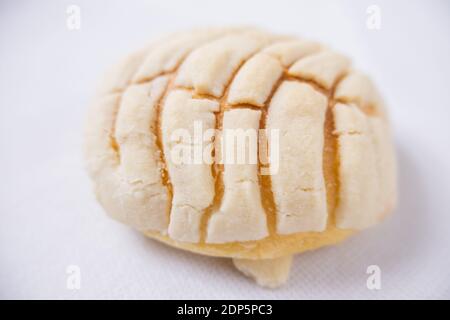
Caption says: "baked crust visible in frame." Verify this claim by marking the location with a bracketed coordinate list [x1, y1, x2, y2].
[85, 27, 397, 261]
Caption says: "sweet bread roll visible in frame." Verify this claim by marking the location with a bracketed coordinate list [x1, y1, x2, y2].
[84, 27, 397, 287]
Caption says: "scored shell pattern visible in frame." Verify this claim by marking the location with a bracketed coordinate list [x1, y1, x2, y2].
[85, 27, 397, 245]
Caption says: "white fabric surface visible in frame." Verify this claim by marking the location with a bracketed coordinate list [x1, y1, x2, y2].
[1, 0, 449, 299]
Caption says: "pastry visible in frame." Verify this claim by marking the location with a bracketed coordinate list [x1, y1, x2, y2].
[84, 27, 397, 287]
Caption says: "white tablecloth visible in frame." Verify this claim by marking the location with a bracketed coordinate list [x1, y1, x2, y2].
[1, 0, 449, 299]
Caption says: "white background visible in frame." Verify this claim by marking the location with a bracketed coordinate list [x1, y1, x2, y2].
[1, 0, 449, 299]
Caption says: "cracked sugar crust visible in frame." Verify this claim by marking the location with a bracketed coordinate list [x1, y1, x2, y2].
[84, 27, 397, 259]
